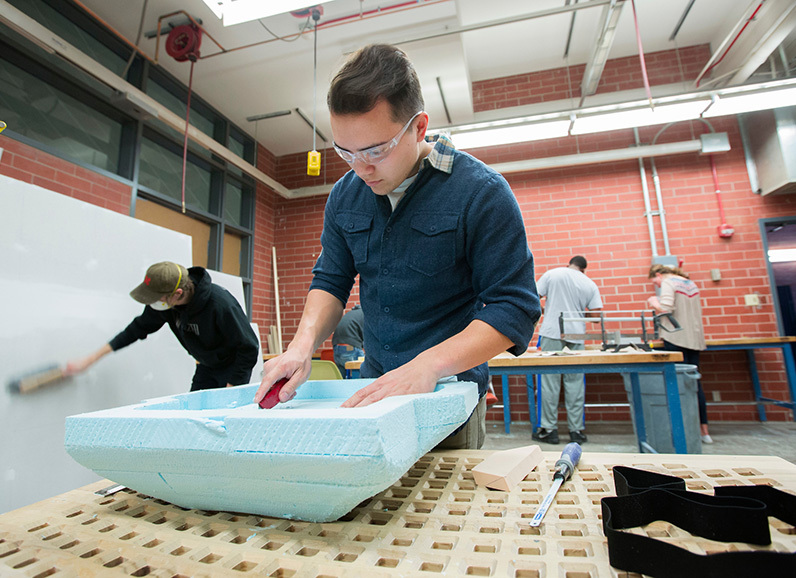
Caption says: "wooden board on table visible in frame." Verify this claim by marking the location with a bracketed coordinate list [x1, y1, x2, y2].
[488, 350, 683, 367]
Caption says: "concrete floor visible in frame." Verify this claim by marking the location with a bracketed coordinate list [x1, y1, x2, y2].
[483, 420, 796, 466]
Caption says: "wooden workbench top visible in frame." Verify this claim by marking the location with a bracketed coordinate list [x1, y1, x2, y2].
[488, 349, 683, 366]
[705, 336, 796, 346]
[346, 350, 683, 371]
[4, 450, 792, 577]
[648, 336, 796, 348]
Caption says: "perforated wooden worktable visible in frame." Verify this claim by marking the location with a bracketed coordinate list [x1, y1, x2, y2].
[2, 451, 795, 577]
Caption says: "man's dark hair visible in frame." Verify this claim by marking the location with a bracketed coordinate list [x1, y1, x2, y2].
[327, 44, 424, 124]
[569, 255, 587, 270]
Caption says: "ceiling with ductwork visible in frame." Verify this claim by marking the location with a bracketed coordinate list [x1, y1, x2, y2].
[69, 0, 796, 157]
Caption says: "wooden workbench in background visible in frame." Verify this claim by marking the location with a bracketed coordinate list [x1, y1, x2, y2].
[3, 450, 795, 577]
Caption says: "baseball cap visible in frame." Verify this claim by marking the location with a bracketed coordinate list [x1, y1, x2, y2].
[129, 262, 189, 304]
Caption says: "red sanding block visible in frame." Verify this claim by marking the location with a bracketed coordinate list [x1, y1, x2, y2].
[259, 378, 289, 409]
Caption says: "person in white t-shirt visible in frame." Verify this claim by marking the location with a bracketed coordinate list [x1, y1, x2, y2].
[533, 256, 603, 444]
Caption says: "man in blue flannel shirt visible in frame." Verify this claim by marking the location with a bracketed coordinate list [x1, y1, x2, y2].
[255, 44, 540, 448]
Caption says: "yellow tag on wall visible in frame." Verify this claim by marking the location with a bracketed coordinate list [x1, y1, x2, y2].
[307, 150, 321, 176]
[0, 121, 6, 134]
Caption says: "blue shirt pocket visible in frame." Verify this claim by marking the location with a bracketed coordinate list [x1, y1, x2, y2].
[408, 213, 459, 276]
[337, 211, 373, 265]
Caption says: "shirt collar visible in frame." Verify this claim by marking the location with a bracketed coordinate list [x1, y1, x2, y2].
[421, 133, 455, 175]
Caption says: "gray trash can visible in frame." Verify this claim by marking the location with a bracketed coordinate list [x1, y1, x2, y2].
[621, 363, 702, 454]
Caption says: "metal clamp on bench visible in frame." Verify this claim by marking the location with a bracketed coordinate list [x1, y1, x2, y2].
[560, 310, 681, 351]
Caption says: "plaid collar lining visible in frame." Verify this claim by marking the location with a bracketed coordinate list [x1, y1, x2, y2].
[422, 133, 455, 174]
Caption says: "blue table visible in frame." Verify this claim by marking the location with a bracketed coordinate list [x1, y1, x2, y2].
[488, 350, 688, 453]
[701, 337, 796, 421]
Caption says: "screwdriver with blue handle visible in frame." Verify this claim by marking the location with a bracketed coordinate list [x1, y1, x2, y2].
[530, 442, 582, 527]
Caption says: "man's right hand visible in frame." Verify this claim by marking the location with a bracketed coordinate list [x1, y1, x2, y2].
[63, 357, 92, 376]
[254, 349, 312, 406]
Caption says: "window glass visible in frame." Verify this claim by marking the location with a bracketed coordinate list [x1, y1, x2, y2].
[225, 180, 243, 227]
[139, 137, 211, 213]
[7, 0, 126, 77]
[146, 80, 215, 138]
[227, 136, 245, 177]
[0, 58, 121, 172]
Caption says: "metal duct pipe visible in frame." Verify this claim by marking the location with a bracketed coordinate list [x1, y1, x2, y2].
[634, 128, 659, 257]
[649, 156, 672, 255]
[393, 0, 613, 46]
[290, 133, 729, 198]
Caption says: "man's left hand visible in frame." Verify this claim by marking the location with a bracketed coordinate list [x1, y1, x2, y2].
[340, 359, 439, 408]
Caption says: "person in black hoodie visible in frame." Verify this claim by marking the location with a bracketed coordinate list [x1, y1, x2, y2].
[65, 261, 259, 391]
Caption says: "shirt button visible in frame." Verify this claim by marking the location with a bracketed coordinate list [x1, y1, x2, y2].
[430, 226, 436, 232]
[382, 268, 389, 275]
[384, 344, 390, 350]
[386, 226, 392, 232]
[384, 307, 390, 313]
[348, 223, 354, 229]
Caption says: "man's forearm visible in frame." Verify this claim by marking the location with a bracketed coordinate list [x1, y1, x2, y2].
[415, 319, 514, 380]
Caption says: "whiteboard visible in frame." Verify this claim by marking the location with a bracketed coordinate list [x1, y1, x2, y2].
[0, 174, 198, 513]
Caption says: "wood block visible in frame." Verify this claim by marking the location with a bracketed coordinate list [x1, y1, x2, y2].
[472, 444, 544, 491]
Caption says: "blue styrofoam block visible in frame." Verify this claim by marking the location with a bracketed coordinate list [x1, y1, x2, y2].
[64, 379, 478, 522]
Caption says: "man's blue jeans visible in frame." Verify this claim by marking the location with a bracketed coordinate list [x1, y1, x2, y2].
[334, 344, 364, 377]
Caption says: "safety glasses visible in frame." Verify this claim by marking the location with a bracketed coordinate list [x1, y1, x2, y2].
[333, 111, 423, 166]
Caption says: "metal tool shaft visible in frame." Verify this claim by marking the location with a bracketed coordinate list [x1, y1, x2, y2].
[530, 478, 562, 526]
[529, 442, 582, 527]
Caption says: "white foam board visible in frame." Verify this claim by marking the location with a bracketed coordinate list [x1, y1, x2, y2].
[0, 174, 194, 513]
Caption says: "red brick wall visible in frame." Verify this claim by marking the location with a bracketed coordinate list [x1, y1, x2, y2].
[267, 148, 356, 353]
[480, 115, 796, 424]
[473, 44, 711, 112]
[0, 136, 131, 214]
[274, 149, 349, 191]
[251, 143, 278, 351]
[271, 194, 328, 349]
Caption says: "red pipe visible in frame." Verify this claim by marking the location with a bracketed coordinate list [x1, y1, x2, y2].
[200, 0, 451, 60]
[696, 1, 765, 87]
[318, 0, 443, 28]
[709, 155, 726, 224]
[630, 0, 653, 107]
[708, 153, 734, 238]
[180, 59, 195, 214]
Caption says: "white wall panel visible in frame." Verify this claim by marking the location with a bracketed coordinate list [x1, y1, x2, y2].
[0, 175, 195, 513]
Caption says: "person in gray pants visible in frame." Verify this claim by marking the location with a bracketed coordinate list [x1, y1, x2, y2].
[533, 256, 602, 444]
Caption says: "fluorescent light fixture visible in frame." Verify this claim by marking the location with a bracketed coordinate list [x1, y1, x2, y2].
[222, 0, 332, 26]
[451, 120, 571, 150]
[768, 249, 796, 263]
[703, 86, 796, 118]
[571, 99, 711, 135]
[581, 1, 624, 96]
[434, 77, 796, 149]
